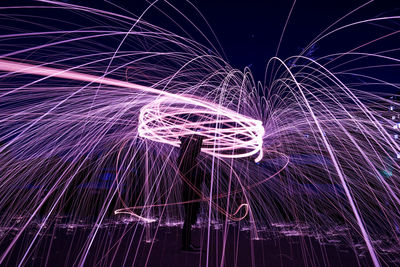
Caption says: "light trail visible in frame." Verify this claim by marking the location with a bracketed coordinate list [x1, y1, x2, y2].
[0, 2, 399, 267]
[0, 58, 264, 162]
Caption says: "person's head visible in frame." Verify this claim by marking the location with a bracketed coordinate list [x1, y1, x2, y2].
[179, 134, 204, 160]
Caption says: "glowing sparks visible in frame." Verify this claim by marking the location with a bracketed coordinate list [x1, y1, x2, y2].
[0, 2, 399, 267]
[0, 58, 264, 161]
[139, 96, 264, 161]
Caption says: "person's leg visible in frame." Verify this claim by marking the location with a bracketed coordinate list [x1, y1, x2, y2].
[189, 202, 200, 247]
[182, 203, 202, 252]
[182, 203, 192, 248]
[182, 219, 191, 248]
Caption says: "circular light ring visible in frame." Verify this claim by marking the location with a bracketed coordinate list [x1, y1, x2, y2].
[138, 96, 265, 162]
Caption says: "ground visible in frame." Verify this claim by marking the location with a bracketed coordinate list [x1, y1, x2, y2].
[1, 216, 386, 267]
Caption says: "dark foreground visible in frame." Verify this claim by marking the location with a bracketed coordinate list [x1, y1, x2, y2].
[1, 218, 398, 267]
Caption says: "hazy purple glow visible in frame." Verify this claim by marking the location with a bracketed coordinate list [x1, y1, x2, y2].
[0, 2, 399, 267]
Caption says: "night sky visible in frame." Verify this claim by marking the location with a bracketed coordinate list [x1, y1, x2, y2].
[195, 0, 399, 70]
[53, 0, 400, 85]
[3, 0, 400, 89]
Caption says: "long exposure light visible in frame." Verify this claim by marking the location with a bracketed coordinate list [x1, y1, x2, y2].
[139, 96, 264, 160]
[2, 3, 400, 267]
[0, 58, 264, 162]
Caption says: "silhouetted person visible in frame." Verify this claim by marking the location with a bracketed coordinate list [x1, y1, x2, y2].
[178, 134, 207, 252]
